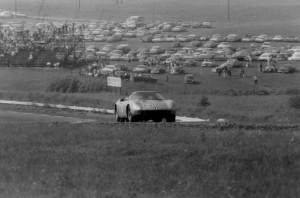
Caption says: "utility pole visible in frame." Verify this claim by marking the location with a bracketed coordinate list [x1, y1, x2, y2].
[152, 0, 155, 24]
[14, 0, 17, 19]
[79, 0, 81, 12]
[228, 0, 230, 21]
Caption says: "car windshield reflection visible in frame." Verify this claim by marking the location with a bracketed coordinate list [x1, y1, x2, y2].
[129, 92, 165, 101]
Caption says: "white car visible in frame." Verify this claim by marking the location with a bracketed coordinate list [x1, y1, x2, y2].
[217, 42, 231, 49]
[94, 35, 107, 42]
[149, 46, 165, 54]
[171, 26, 186, 32]
[84, 35, 94, 41]
[100, 65, 118, 75]
[152, 37, 165, 42]
[254, 35, 268, 43]
[261, 42, 272, 48]
[273, 35, 284, 42]
[288, 52, 300, 61]
[258, 53, 272, 61]
[201, 60, 218, 67]
[109, 54, 123, 61]
[202, 21, 212, 28]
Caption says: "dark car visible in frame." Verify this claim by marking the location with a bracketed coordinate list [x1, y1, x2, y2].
[183, 59, 197, 67]
[278, 64, 296, 74]
[184, 74, 194, 84]
[132, 73, 158, 83]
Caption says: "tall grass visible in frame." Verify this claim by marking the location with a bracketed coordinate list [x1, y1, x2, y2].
[47, 76, 110, 93]
[0, 123, 299, 198]
[289, 95, 300, 110]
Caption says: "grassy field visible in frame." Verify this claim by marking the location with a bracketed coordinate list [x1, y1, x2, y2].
[0, 58, 299, 123]
[0, 123, 299, 198]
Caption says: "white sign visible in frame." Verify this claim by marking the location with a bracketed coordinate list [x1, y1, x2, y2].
[107, 76, 122, 87]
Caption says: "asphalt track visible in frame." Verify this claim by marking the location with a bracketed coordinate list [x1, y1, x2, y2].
[1, 109, 300, 132]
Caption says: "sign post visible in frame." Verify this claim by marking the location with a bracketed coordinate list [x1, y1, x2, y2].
[107, 76, 122, 94]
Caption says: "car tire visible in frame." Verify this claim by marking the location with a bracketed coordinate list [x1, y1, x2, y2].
[166, 115, 176, 122]
[127, 107, 137, 122]
[115, 107, 124, 122]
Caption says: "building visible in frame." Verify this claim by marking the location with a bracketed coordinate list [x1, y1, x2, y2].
[126, 16, 145, 28]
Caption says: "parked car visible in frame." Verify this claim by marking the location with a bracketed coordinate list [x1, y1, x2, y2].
[109, 54, 122, 61]
[202, 21, 212, 28]
[184, 74, 194, 84]
[151, 66, 166, 74]
[272, 35, 284, 42]
[114, 91, 176, 122]
[114, 70, 130, 79]
[278, 64, 296, 73]
[171, 66, 185, 75]
[132, 73, 158, 83]
[201, 60, 218, 67]
[288, 52, 300, 61]
[94, 35, 107, 42]
[133, 65, 152, 73]
[258, 53, 272, 61]
[100, 65, 118, 75]
[183, 59, 197, 67]
[171, 26, 186, 32]
[263, 65, 277, 73]
[285, 36, 299, 42]
[141, 35, 154, 42]
[149, 46, 165, 54]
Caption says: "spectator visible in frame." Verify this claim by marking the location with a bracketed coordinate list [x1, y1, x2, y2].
[254, 76, 258, 85]
[165, 73, 169, 82]
[259, 62, 263, 72]
[217, 68, 222, 76]
[240, 68, 245, 78]
[227, 68, 232, 78]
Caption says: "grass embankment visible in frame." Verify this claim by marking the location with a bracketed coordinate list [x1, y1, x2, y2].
[0, 66, 300, 122]
[0, 123, 299, 198]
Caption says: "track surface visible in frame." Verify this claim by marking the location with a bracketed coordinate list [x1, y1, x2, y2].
[0, 105, 300, 131]
[0, 108, 299, 131]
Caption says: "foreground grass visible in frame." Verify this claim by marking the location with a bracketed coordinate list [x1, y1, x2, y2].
[0, 123, 299, 198]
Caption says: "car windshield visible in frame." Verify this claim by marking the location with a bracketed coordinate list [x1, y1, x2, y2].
[130, 92, 165, 101]
[137, 65, 147, 69]
[105, 66, 115, 69]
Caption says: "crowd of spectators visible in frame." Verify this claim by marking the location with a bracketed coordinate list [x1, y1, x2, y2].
[0, 21, 85, 67]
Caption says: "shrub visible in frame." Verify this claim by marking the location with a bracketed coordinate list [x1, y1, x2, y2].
[47, 76, 109, 93]
[289, 95, 300, 110]
[199, 95, 211, 107]
[285, 89, 300, 95]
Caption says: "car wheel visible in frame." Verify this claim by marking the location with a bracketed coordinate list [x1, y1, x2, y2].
[166, 115, 176, 122]
[115, 107, 124, 122]
[127, 107, 137, 122]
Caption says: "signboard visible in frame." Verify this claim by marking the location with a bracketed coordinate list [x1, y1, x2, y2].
[107, 76, 122, 88]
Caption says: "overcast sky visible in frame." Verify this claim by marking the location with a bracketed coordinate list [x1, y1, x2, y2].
[1, 0, 300, 6]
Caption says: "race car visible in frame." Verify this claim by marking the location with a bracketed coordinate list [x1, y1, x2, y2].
[115, 91, 176, 122]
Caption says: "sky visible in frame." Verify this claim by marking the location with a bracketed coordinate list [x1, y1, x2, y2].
[1, 0, 300, 6]
[1, 0, 300, 23]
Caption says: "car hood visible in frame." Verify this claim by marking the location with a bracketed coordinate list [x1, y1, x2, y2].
[135, 100, 174, 110]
